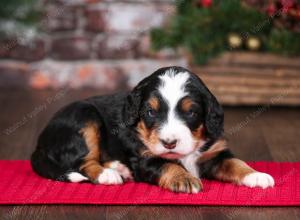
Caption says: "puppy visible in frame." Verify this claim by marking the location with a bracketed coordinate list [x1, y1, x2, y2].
[31, 66, 274, 193]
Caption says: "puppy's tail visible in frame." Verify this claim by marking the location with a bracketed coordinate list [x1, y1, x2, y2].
[31, 149, 88, 182]
[67, 172, 88, 183]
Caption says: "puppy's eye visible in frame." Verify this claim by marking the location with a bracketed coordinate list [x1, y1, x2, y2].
[147, 109, 156, 118]
[186, 110, 197, 118]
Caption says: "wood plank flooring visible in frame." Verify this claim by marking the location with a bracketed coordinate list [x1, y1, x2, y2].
[0, 89, 299, 220]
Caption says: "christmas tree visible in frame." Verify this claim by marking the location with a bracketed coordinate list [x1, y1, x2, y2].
[0, 0, 41, 42]
[151, 0, 300, 64]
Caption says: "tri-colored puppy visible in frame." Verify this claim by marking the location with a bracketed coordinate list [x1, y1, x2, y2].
[31, 66, 274, 193]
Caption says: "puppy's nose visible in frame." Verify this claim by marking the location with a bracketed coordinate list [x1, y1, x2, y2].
[160, 139, 177, 149]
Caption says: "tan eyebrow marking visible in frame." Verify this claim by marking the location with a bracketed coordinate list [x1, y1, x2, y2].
[148, 97, 160, 111]
[181, 97, 193, 112]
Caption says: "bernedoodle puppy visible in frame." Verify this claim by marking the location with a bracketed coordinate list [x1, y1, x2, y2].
[31, 66, 274, 193]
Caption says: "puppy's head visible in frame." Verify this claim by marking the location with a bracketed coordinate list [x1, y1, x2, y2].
[124, 66, 223, 159]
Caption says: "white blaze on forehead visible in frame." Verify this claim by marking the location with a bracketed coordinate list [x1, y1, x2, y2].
[158, 69, 190, 109]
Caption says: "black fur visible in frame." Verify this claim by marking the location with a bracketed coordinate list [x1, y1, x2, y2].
[198, 149, 234, 179]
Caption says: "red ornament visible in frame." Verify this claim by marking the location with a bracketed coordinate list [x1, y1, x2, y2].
[200, 0, 212, 8]
[267, 3, 277, 16]
[281, 0, 295, 13]
[297, 5, 300, 20]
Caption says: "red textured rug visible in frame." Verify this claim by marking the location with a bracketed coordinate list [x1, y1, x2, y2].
[0, 160, 299, 206]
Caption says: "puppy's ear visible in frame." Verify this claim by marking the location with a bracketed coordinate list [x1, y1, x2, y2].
[123, 87, 142, 126]
[189, 73, 224, 140]
[204, 93, 224, 140]
[123, 77, 150, 126]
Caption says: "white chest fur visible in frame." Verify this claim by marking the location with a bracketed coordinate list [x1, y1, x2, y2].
[179, 151, 201, 178]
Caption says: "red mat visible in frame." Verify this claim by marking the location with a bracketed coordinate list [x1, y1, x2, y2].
[0, 160, 299, 206]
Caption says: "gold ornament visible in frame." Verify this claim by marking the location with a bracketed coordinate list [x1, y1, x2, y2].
[246, 36, 261, 51]
[228, 33, 242, 49]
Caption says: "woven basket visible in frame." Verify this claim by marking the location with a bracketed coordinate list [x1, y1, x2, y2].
[190, 52, 300, 106]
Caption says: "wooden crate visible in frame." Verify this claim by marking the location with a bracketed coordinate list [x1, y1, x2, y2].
[190, 52, 300, 106]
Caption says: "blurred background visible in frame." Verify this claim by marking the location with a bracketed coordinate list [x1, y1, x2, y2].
[0, 0, 299, 162]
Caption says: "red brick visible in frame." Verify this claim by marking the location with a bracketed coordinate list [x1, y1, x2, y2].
[44, 4, 77, 32]
[0, 39, 18, 58]
[30, 71, 52, 89]
[31, 60, 128, 90]
[96, 34, 139, 59]
[51, 36, 91, 60]
[85, 8, 106, 32]
[71, 63, 127, 90]
[10, 39, 46, 61]
[0, 39, 46, 61]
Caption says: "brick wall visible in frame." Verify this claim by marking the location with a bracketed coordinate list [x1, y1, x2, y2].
[0, 0, 187, 90]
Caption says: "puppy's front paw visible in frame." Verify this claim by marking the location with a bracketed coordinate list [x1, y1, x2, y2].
[159, 163, 202, 193]
[108, 161, 133, 180]
[97, 168, 123, 185]
[242, 172, 275, 189]
[163, 173, 202, 194]
[170, 174, 202, 194]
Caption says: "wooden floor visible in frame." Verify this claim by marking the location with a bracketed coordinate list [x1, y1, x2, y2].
[0, 89, 299, 220]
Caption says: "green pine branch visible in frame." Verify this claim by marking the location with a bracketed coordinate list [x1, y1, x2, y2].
[151, 0, 300, 65]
